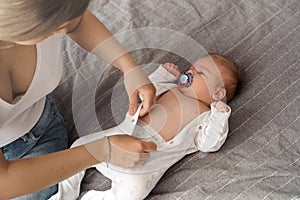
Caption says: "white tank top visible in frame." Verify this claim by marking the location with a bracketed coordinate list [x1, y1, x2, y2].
[0, 35, 63, 147]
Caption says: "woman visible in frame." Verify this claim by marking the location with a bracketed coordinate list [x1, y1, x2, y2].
[0, 0, 156, 199]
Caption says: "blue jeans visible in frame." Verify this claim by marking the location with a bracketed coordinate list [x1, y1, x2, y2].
[1, 95, 68, 200]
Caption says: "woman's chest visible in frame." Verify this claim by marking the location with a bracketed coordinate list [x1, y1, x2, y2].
[0, 45, 36, 104]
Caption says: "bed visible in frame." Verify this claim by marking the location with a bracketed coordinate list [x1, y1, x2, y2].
[53, 0, 300, 199]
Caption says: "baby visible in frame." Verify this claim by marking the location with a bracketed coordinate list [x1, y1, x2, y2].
[50, 53, 239, 200]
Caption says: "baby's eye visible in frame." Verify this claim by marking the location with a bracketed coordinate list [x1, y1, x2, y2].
[198, 71, 205, 75]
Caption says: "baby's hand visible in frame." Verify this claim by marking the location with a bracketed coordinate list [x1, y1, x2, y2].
[163, 63, 180, 79]
[211, 101, 230, 113]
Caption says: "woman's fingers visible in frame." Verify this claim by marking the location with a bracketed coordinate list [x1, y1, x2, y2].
[108, 135, 157, 168]
[142, 141, 157, 152]
[124, 67, 156, 116]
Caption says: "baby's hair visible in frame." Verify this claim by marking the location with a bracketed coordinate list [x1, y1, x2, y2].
[208, 53, 241, 102]
[0, 0, 89, 42]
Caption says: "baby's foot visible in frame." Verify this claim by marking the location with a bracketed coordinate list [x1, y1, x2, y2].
[163, 63, 180, 78]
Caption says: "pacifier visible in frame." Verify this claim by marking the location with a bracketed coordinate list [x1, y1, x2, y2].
[178, 72, 193, 88]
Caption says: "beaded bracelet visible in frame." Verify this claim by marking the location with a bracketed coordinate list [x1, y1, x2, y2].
[105, 136, 111, 167]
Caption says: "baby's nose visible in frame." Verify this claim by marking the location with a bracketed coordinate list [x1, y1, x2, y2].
[190, 65, 197, 70]
[187, 65, 196, 73]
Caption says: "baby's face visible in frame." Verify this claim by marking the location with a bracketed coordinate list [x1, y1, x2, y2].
[179, 56, 224, 102]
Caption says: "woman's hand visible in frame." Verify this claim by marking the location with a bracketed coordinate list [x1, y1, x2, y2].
[128, 83, 156, 117]
[108, 135, 157, 168]
[124, 67, 156, 117]
[85, 134, 157, 168]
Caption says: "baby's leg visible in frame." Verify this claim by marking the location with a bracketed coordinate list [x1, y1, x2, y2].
[81, 164, 167, 200]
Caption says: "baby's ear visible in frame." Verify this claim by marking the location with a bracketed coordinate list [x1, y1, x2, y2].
[212, 87, 226, 101]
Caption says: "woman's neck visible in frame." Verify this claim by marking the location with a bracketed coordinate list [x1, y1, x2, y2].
[0, 41, 18, 50]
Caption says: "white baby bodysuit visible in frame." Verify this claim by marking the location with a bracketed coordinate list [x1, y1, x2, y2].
[49, 64, 231, 200]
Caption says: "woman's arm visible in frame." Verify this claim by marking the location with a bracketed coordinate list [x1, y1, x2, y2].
[0, 135, 156, 199]
[68, 11, 135, 73]
[67, 11, 156, 116]
[0, 142, 98, 199]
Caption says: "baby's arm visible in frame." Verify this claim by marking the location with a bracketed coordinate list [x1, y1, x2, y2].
[148, 63, 179, 83]
[195, 101, 231, 152]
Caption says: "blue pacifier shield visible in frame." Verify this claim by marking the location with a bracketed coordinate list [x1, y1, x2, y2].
[178, 73, 193, 88]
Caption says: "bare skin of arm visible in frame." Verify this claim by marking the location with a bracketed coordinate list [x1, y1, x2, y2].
[0, 143, 97, 199]
[0, 136, 156, 199]
[68, 11, 156, 116]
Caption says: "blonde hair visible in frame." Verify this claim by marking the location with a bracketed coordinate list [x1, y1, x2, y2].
[0, 0, 89, 42]
[209, 53, 240, 101]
